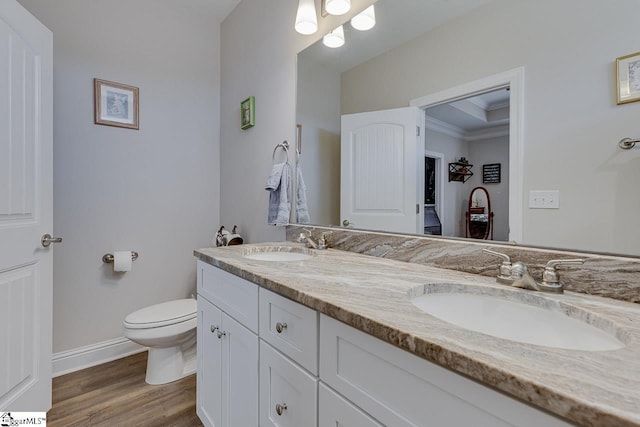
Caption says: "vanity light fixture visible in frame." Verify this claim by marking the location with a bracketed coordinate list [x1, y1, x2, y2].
[351, 5, 375, 31]
[324, 0, 351, 16]
[323, 25, 345, 48]
[295, 0, 318, 35]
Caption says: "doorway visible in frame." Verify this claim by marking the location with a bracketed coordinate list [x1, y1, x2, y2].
[410, 68, 524, 243]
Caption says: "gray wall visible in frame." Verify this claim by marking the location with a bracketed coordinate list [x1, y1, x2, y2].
[219, 0, 375, 244]
[19, 0, 220, 353]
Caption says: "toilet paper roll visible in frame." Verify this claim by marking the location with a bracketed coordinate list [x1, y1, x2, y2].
[113, 251, 132, 272]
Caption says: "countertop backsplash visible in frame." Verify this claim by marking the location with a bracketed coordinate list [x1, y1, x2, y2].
[286, 225, 640, 304]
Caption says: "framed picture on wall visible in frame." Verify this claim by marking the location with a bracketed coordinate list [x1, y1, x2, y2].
[616, 51, 640, 105]
[241, 96, 255, 129]
[94, 78, 139, 129]
[482, 163, 501, 184]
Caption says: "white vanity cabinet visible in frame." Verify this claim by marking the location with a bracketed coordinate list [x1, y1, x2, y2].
[196, 260, 572, 427]
[196, 261, 259, 427]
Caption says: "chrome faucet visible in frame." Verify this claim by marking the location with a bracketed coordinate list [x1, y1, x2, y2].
[483, 249, 584, 293]
[297, 228, 332, 250]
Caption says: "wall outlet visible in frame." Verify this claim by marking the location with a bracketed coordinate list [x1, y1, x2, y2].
[529, 190, 560, 209]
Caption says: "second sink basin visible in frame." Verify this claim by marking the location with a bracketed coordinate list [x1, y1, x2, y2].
[410, 283, 626, 351]
[242, 246, 315, 262]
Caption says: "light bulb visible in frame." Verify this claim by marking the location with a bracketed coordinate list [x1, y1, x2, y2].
[351, 5, 375, 31]
[295, 0, 318, 35]
[323, 25, 345, 48]
[324, 0, 351, 16]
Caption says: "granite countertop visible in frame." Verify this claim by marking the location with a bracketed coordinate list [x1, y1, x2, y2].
[194, 242, 640, 427]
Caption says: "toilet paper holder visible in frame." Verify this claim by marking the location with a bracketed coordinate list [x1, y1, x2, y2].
[102, 251, 139, 264]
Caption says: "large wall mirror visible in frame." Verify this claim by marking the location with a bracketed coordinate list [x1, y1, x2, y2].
[296, 0, 640, 257]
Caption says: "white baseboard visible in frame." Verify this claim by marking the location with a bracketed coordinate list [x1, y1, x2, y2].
[52, 337, 147, 377]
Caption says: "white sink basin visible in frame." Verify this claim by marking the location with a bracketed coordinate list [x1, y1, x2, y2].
[410, 284, 625, 351]
[242, 246, 315, 262]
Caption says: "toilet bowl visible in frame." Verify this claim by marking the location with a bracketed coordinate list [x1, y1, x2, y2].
[123, 298, 197, 385]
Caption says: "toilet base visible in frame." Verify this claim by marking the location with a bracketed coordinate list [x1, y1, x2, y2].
[145, 341, 196, 385]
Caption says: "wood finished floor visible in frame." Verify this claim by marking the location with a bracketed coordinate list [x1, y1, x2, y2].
[48, 351, 203, 427]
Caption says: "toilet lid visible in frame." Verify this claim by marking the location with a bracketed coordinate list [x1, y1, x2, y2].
[124, 298, 197, 329]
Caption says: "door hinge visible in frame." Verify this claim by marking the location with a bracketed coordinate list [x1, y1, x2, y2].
[416, 203, 420, 214]
[416, 126, 421, 136]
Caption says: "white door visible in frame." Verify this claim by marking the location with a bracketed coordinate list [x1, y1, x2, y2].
[341, 107, 422, 234]
[0, 1, 53, 412]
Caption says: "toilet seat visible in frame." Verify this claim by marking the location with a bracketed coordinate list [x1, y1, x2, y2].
[124, 298, 196, 329]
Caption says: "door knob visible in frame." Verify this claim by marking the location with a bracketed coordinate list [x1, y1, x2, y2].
[41, 234, 63, 247]
[275, 403, 287, 416]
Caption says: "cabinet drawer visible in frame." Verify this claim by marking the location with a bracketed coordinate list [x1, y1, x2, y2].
[320, 315, 571, 427]
[197, 260, 258, 333]
[260, 341, 318, 427]
[319, 383, 383, 427]
[259, 288, 318, 374]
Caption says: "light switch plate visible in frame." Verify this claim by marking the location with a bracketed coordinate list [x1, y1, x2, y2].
[529, 190, 560, 209]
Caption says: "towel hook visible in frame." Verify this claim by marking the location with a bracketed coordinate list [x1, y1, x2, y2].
[272, 140, 290, 162]
[619, 137, 640, 150]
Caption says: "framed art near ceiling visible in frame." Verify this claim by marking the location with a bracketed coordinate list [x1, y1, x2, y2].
[94, 78, 139, 129]
[616, 51, 640, 105]
[241, 96, 255, 130]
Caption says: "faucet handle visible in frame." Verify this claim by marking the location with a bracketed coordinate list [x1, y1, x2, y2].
[318, 231, 333, 250]
[543, 259, 584, 282]
[483, 249, 512, 282]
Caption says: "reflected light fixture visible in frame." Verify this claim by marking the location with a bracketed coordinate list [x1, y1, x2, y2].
[323, 25, 345, 48]
[351, 5, 375, 31]
[295, 0, 318, 35]
[324, 0, 351, 16]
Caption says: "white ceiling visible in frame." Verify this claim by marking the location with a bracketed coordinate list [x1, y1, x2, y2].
[426, 88, 510, 139]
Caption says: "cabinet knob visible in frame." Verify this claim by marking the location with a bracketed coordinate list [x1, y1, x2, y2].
[275, 322, 288, 333]
[275, 403, 287, 416]
[217, 330, 227, 339]
[210, 325, 219, 333]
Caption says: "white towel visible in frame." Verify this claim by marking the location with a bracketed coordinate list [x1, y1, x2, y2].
[296, 162, 310, 224]
[265, 161, 291, 225]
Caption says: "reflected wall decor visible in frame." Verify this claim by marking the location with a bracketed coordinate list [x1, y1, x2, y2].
[616, 51, 640, 105]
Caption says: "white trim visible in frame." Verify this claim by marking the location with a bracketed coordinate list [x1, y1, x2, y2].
[425, 116, 509, 142]
[425, 116, 465, 140]
[52, 337, 147, 377]
[411, 67, 525, 243]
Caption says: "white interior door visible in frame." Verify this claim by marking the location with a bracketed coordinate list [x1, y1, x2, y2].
[0, 1, 53, 411]
[341, 107, 422, 234]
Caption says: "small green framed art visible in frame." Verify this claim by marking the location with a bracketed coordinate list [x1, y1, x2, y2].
[241, 96, 255, 129]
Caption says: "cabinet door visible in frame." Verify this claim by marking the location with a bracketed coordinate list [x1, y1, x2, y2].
[221, 313, 259, 427]
[260, 341, 318, 427]
[319, 383, 383, 427]
[197, 298, 223, 427]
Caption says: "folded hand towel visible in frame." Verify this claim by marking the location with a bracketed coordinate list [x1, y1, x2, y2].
[296, 163, 310, 224]
[266, 161, 291, 225]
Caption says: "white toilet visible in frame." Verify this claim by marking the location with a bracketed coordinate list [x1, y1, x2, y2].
[123, 298, 197, 385]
